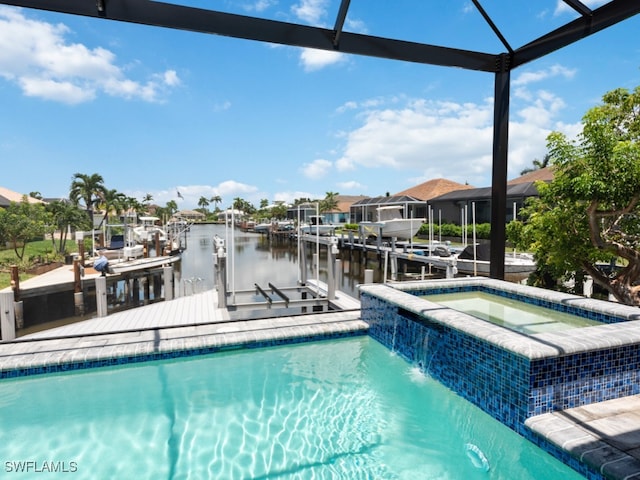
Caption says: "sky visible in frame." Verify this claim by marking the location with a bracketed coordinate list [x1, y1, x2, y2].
[0, 0, 639, 211]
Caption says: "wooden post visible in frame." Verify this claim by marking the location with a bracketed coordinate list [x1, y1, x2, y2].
[132, 277, 140, 306]
[95, 276, 107, 317]
[78, 240, 85, 265]
[73, 258, 82, 293]
[155, 232, 161, 258]
[0, 291, 16, 341]
[143, 276, 151, 305]
[10, 265, 19, 302]
[163, 265, 174, 301]
[174, 269, 182, 298]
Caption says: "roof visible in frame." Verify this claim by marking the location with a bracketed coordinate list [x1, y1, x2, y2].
[351, 195, 422, 208]
[333, 195, 369, 213]
[394, 178, 474, 201]
[0, 187, 45, 207]
[430, 182, 541, 202]
[508, 166, 555, 185]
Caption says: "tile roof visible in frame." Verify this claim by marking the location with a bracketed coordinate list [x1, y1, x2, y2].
[394, 178, 474, 200]
[0, 187, 46, 207]
[508, 166, 555, 185]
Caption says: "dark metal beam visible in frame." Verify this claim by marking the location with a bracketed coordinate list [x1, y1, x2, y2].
[512, 0, 640, 69]
[472, 0, 513, 54]
[333, 0, 351, 48]
[562, 0, 592, 17]
[489, 57, 510, 280]
[0, 0, 499, 72]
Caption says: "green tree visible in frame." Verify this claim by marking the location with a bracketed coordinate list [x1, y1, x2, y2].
[319, 191, 339, 213]
[165, 200, 178, 218]
[0, 197, 49, 260]
[198, 196, 210, 214]
[512, 86, 640, 305]
[210, 195, 222, 212]
[46, 200, 91, 254]
[69, 172, 106, 226]
[97, 188, 126, 228]
[520, 153, 551, 175]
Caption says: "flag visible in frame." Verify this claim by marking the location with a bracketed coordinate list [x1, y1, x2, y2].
[177, 190, 184, 200]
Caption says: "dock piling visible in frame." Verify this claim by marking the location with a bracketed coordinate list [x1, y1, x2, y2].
[0, 291, 16, 341]
[95, 276, 107, 317]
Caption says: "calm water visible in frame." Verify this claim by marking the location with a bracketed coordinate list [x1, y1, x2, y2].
[424, 291, 602, 334]
[179, 223, 381, 299]
[0, 336, 583, 479]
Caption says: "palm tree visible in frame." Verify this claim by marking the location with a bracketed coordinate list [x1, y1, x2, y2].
[210, 195, 222, 212]
[520, 153, 551, 175]
[46, 200, 91, 254]
[319, 191, 339, 213]
[69, 172, 106, 225]
[198, 196, 210, 214]
[97, 188, 126, 228]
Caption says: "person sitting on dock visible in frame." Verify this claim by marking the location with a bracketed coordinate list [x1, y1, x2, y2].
[93, 251, 110, 276]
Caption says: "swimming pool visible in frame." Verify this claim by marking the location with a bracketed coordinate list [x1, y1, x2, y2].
[423, 290, 602, 334]
[0, 336, 582, 479]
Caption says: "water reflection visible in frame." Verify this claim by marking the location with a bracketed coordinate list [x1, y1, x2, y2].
[180, 224, 382, 298]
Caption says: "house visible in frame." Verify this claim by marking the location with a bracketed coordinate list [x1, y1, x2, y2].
[428, 167, 555, 224]
[349, 195, 424, 223]
[349, 178, 470, 223]
[175, 209, 206, 222]
[287, 195, 369, 224]
[0, 187, 46, 209]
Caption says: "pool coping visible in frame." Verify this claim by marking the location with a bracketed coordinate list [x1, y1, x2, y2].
[359, 277, 640, 360]
[526, 395, 640, 480]
[0, 310, 368, 378]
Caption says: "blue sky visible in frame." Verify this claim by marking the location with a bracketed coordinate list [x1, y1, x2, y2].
[1, 1, 639, 210]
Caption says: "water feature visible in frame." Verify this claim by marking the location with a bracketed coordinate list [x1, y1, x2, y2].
[0, 336, 584, 479]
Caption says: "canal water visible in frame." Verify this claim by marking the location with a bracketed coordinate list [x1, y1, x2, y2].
[180, 223, 384, 300]
[17, 223, 387, 336]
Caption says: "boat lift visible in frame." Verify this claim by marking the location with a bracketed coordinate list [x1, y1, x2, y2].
[214, 224, 345, 312]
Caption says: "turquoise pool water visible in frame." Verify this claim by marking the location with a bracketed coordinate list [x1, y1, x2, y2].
[424, 290, 602, 334]
[0, 337, 583, 479]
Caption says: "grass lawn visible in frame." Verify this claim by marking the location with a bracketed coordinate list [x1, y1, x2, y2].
[0, 239, 79, 290]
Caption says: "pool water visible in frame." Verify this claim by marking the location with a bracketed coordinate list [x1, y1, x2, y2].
[424, 291, 602, 334]
[0, 337, 583, 479]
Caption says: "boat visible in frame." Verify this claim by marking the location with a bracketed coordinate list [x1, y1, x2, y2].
[300, 216, 336, 236]
[453, 243, 537, 275]
[132, 216, 168, 244]
[360, 206, 425, 240]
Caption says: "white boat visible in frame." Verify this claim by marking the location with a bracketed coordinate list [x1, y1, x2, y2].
[300, 216, 336, 236]
[360, 206, 424, 240]
[133, 216, 168, 244]
[453, 244, 536, 275]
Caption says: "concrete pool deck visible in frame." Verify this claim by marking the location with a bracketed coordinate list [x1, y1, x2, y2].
[2, 283, 640, 479]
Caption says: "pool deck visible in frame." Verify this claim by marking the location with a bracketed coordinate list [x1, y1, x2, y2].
[527, 396, 640, 480]
[3, 277, 640, 479]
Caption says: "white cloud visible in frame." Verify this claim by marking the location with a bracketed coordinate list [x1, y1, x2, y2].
[274, 190, 318, 204]
[0, 7, 180, 104]
[337, 180, 365, 191]
[554, 0, 607, 16]
[513, 64, 576, 87]
[333, 91, 565, 187]
[299, 48, 346, 72]
[243, 0, 276, 13]
[301, 159, 332, 179]
[291, 0, 328, 24]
